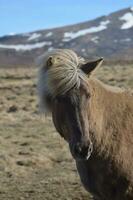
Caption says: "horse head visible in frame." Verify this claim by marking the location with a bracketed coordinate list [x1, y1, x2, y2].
[38, 49, 103, 160]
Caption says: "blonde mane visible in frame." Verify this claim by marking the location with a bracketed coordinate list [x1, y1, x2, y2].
[37, 49, 87, 113]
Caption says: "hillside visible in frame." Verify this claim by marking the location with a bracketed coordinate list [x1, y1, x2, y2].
[0, 7, 133, 67]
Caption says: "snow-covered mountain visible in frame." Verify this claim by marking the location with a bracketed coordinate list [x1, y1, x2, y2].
[0, 7, 133, 67]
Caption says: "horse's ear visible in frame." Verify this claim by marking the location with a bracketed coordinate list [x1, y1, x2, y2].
[80, 58, 103, 75]
[35, 55, 54, 68]
[46, 56, 53, 66]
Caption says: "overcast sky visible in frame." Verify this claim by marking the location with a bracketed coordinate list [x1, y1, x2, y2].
[0, 0, 133, 36]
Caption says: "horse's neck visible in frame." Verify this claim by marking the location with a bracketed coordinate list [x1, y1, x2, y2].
[88, 78, 133, 136]
[88, 78, 133, 178]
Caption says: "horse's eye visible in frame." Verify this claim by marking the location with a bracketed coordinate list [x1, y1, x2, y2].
[56, 95, 73, 105]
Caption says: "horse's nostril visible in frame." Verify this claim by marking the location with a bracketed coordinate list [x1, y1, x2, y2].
[73, 142, 93, 159]
[89, 143, 93, 153]
[82, 145, 90, 155]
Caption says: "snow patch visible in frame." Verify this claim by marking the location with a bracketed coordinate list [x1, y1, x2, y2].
[121, 38, 131, 42]
[114, 39, 118, 43]
[130, 7, 133, 11]
[59, 43, 64, 47]
[63, 20, 110, 41]
[0, 41, 52, 51]
[81, 49, 85, 52]
[8, 32, 16, 36]
[120, 12, 133, 29]
[62, 38, 71, 42]
[48, 47, 54, 51]
[114, 38, 131, 43]
[46, 32, 53, 37]
[28, 33, 41, 41]
[91, 36, 99, 43]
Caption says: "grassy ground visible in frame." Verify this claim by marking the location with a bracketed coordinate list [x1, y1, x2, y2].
[0, 64, 132, 200]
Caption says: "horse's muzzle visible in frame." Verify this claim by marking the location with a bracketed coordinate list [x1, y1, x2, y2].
[71, 141, 93, 161]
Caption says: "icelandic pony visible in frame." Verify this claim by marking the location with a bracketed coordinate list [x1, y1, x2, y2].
[37, 49, 133, 200]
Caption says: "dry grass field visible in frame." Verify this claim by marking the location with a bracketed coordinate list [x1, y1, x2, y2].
[0, 64, 133, 200]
